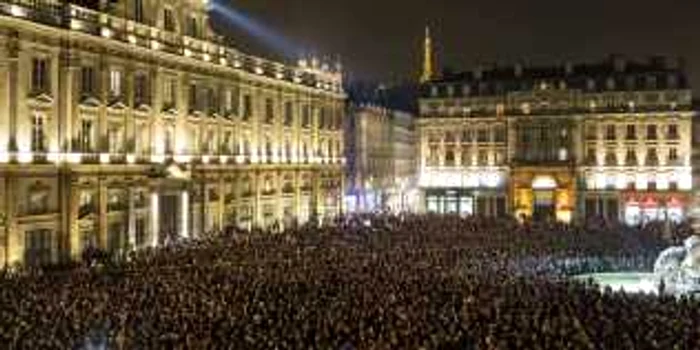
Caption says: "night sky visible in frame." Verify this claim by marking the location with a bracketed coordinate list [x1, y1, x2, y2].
[214, 0, 700, 90]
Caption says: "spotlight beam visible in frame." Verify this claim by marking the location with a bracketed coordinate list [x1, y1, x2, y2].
[209, 1, 301, 58]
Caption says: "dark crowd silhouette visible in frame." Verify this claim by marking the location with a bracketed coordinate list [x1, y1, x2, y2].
[1, 214, 699, 349]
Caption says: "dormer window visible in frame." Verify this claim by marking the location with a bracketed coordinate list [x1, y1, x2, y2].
[462, 85, 470, 96]
[586, 79, 596, 91]
[668, 74, 678, 89]
[430, 86, 438, 97]
[606, 78, 615, 90]
[645, 75, 657, 90]
[446, 85, 455, 97]
[521, 103, 531, 115]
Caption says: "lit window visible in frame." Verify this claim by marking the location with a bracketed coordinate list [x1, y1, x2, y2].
[265, 98, 275, 124]
[31, 57, 50, 95]
[163, 8, 175, 31]
[163, 77, 176, 108]
[108, 123, 122, 153]
[284, 101, 294, 126]
[79, 119, 94, 152]
[243, 95, 253, 121]
[647, 125, 658, 140]
[80, 66, 96, 97]
[430, 86, 438, 97]
[669, 148, 679, 164]
[646, 148, 659, 166]
[31, 114, 45, 152]
[605, 125, 616, 141]
[134, 72, 149, 106]
[164, 125, 174, 154]
[558, 148, 568, 161]
[625, 149, 637, 166]
[133, 0, 144, 22]
[668, 124, 679, 140]
[462, 85, 470, 96]
[109, 69, 123, 98]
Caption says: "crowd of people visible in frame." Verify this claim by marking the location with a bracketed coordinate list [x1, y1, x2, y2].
[2, 214, 699, 349]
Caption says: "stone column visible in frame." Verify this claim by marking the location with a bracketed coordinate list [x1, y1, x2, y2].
[150, 189, 159, 247]
[339, 170, 346, 216]
[253, 171, 262, 228]
[180, 190, 189, 239]
[4, 176, 19, 265]
[58, 50, 78, 156]
[311, 170, 321, 222]
[202, 181, 210, 233]
[294, 170, 302, 223]
[127, 187, 136, 248]
[97, 178, 107, 250]
[217, 174, 225, 231]
[68, 180, 81, 259]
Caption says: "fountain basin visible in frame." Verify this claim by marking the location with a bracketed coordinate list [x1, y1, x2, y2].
[574, 272, 658, 294]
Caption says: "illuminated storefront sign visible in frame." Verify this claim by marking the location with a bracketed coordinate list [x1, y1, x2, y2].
[419, 169, 505, 189]
[622, 193, 688, 225]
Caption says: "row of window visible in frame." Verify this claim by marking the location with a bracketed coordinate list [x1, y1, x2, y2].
[427, 148, 507, 167]
[130, 0, 204, 38]
[427, 127, 507, 144]
[585, 148, 682, 166]
[587, 123, 680, 141]
[422, 146, 684, 168]
[31, 59, 342, 129]
[428, 74, 681, 98]
[421, 90, 688, 119]
[30, 114, 342, 156]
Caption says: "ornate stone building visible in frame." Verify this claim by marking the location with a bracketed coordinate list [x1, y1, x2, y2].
[344, 83, 418, 213]
[0, 0, 345, 266]
[418, 54, 694, 224]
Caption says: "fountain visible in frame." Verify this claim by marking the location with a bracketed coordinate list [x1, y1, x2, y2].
[576, 236, 700, 296]
[652, 235, 700, 295]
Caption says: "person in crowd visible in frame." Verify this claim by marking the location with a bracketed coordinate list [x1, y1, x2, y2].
[0, 214, 697, 348]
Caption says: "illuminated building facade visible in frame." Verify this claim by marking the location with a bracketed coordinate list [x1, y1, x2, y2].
[418, 56, 694, 224]
[0, 0, 345, 266]
[345, 103, 417, 213]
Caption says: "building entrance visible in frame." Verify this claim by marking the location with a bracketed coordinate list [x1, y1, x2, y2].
[425, 189, 474, 215]
[533, 190, 555, 222]
[159, 194, 180, 243]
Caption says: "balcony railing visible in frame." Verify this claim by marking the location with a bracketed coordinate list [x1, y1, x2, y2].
[0, 2, 344, 94]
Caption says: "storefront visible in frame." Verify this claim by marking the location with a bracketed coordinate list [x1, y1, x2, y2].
[511, 171, 576, 223]
[424, 189, 506, 217]
[622, 192, 689, 226]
